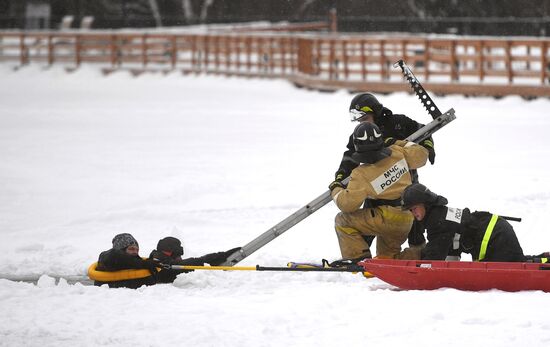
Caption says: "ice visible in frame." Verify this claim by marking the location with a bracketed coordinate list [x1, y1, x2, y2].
[37, 275, 56, 288]
[1, 64, 550, 346]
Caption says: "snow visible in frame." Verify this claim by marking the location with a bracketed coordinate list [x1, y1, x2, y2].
[1, 64, 550, 346]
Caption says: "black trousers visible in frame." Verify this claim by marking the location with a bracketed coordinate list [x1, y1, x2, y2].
[481, 218, 525, 262]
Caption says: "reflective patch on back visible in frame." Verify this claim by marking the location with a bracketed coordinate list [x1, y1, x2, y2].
[445, 207, 463, 223]
[370, 158, 409, 194]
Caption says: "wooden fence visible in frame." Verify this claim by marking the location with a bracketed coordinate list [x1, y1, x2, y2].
[1, 30, 550, 97]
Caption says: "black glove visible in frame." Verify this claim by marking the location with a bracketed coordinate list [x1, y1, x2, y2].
[200, 247, 241, 266]
[420, 139, 436, 164]
[143, 259, 160, 280]
[407, 220, 426, 247]
[384, 137, 397, 146]
[329, 172, 346, 192]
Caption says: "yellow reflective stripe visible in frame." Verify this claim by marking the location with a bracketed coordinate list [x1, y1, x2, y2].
[380, 207, 413, 223]
[478, 214, 499, 261]
[336, 226, 360, 235]
[422, 139, 434, 148]
[360, 106, 374, 113]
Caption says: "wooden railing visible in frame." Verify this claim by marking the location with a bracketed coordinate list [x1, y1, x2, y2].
[1, 31, 550, 97]
[292, 35, 550, 97]
[0, 32, 301, 77]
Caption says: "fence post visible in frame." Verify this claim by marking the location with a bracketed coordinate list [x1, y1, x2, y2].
[505, 40, 512, 83]
[478, 41, 484, 82]
[450, 40, 458, 81]
[171, 35, 176, 69]
[279, 37, 285, 73]
[204, 35, 209, 72]
[225, 35, 230, 70]
[19, 33, 27, 66]
[329, 8, 337, 33]
[47, 34, 53, 66]
[235, 36, 241, 71]
[541, 41, 548, 84]
[297, 38, 314, 75]
[190, 35, 197, 72]
[110, 34, 117, 68]
[142, 33, 147, 68]
[245, 36, 252, 72]
[75, 34, 81, 67]
[213, 35, 219, 71]
[268, 37, 274, 74]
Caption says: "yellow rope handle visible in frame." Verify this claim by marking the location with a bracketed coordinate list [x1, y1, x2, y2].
[172, 265, 374, 277]
[171, 265, 257, 271]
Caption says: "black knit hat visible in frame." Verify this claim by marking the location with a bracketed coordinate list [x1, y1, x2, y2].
[112, 233, 139, 250]
[157, 237, 184, 257]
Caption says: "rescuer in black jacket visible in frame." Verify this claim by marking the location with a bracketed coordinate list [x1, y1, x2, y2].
[149, 237, 240, 283]
[401, 183, 526, 262]
[334, 93, 435, 181]
[330, 93, 435, 250]
[94, 234, 240, 288]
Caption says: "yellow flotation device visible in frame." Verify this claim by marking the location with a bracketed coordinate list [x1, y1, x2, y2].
[87, 262, 156, 282]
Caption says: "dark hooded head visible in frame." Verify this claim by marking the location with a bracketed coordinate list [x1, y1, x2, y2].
[401, 183, 448, 210]
[112, 233, 139, 251]
[351, 122, 391, 164]
[349, 93, 384, 122]
[157, 237, 184, 257]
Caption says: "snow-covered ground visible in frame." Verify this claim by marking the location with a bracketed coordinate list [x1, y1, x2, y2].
[1, 64, 550, 346]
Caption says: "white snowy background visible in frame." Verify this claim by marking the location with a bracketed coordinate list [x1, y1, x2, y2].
[1, 64, 550, 346]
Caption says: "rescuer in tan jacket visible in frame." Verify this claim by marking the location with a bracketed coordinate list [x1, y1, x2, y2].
[330, 122, 429, 260]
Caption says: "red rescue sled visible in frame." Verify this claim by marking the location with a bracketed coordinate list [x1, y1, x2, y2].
[359, 259, 550, 292]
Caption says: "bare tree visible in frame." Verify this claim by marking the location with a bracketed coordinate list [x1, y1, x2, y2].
[296, 0, 320, 18]
[181, 0, 215, 23]
[407, 0, 426, 18]
[148, 0, 162, 26]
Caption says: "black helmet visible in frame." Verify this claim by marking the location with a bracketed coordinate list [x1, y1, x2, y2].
[351, 122, 391, 164]
[349, 93, 383, 121]
[157, 237, 184, 257]
[401, 183, 448, 210]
